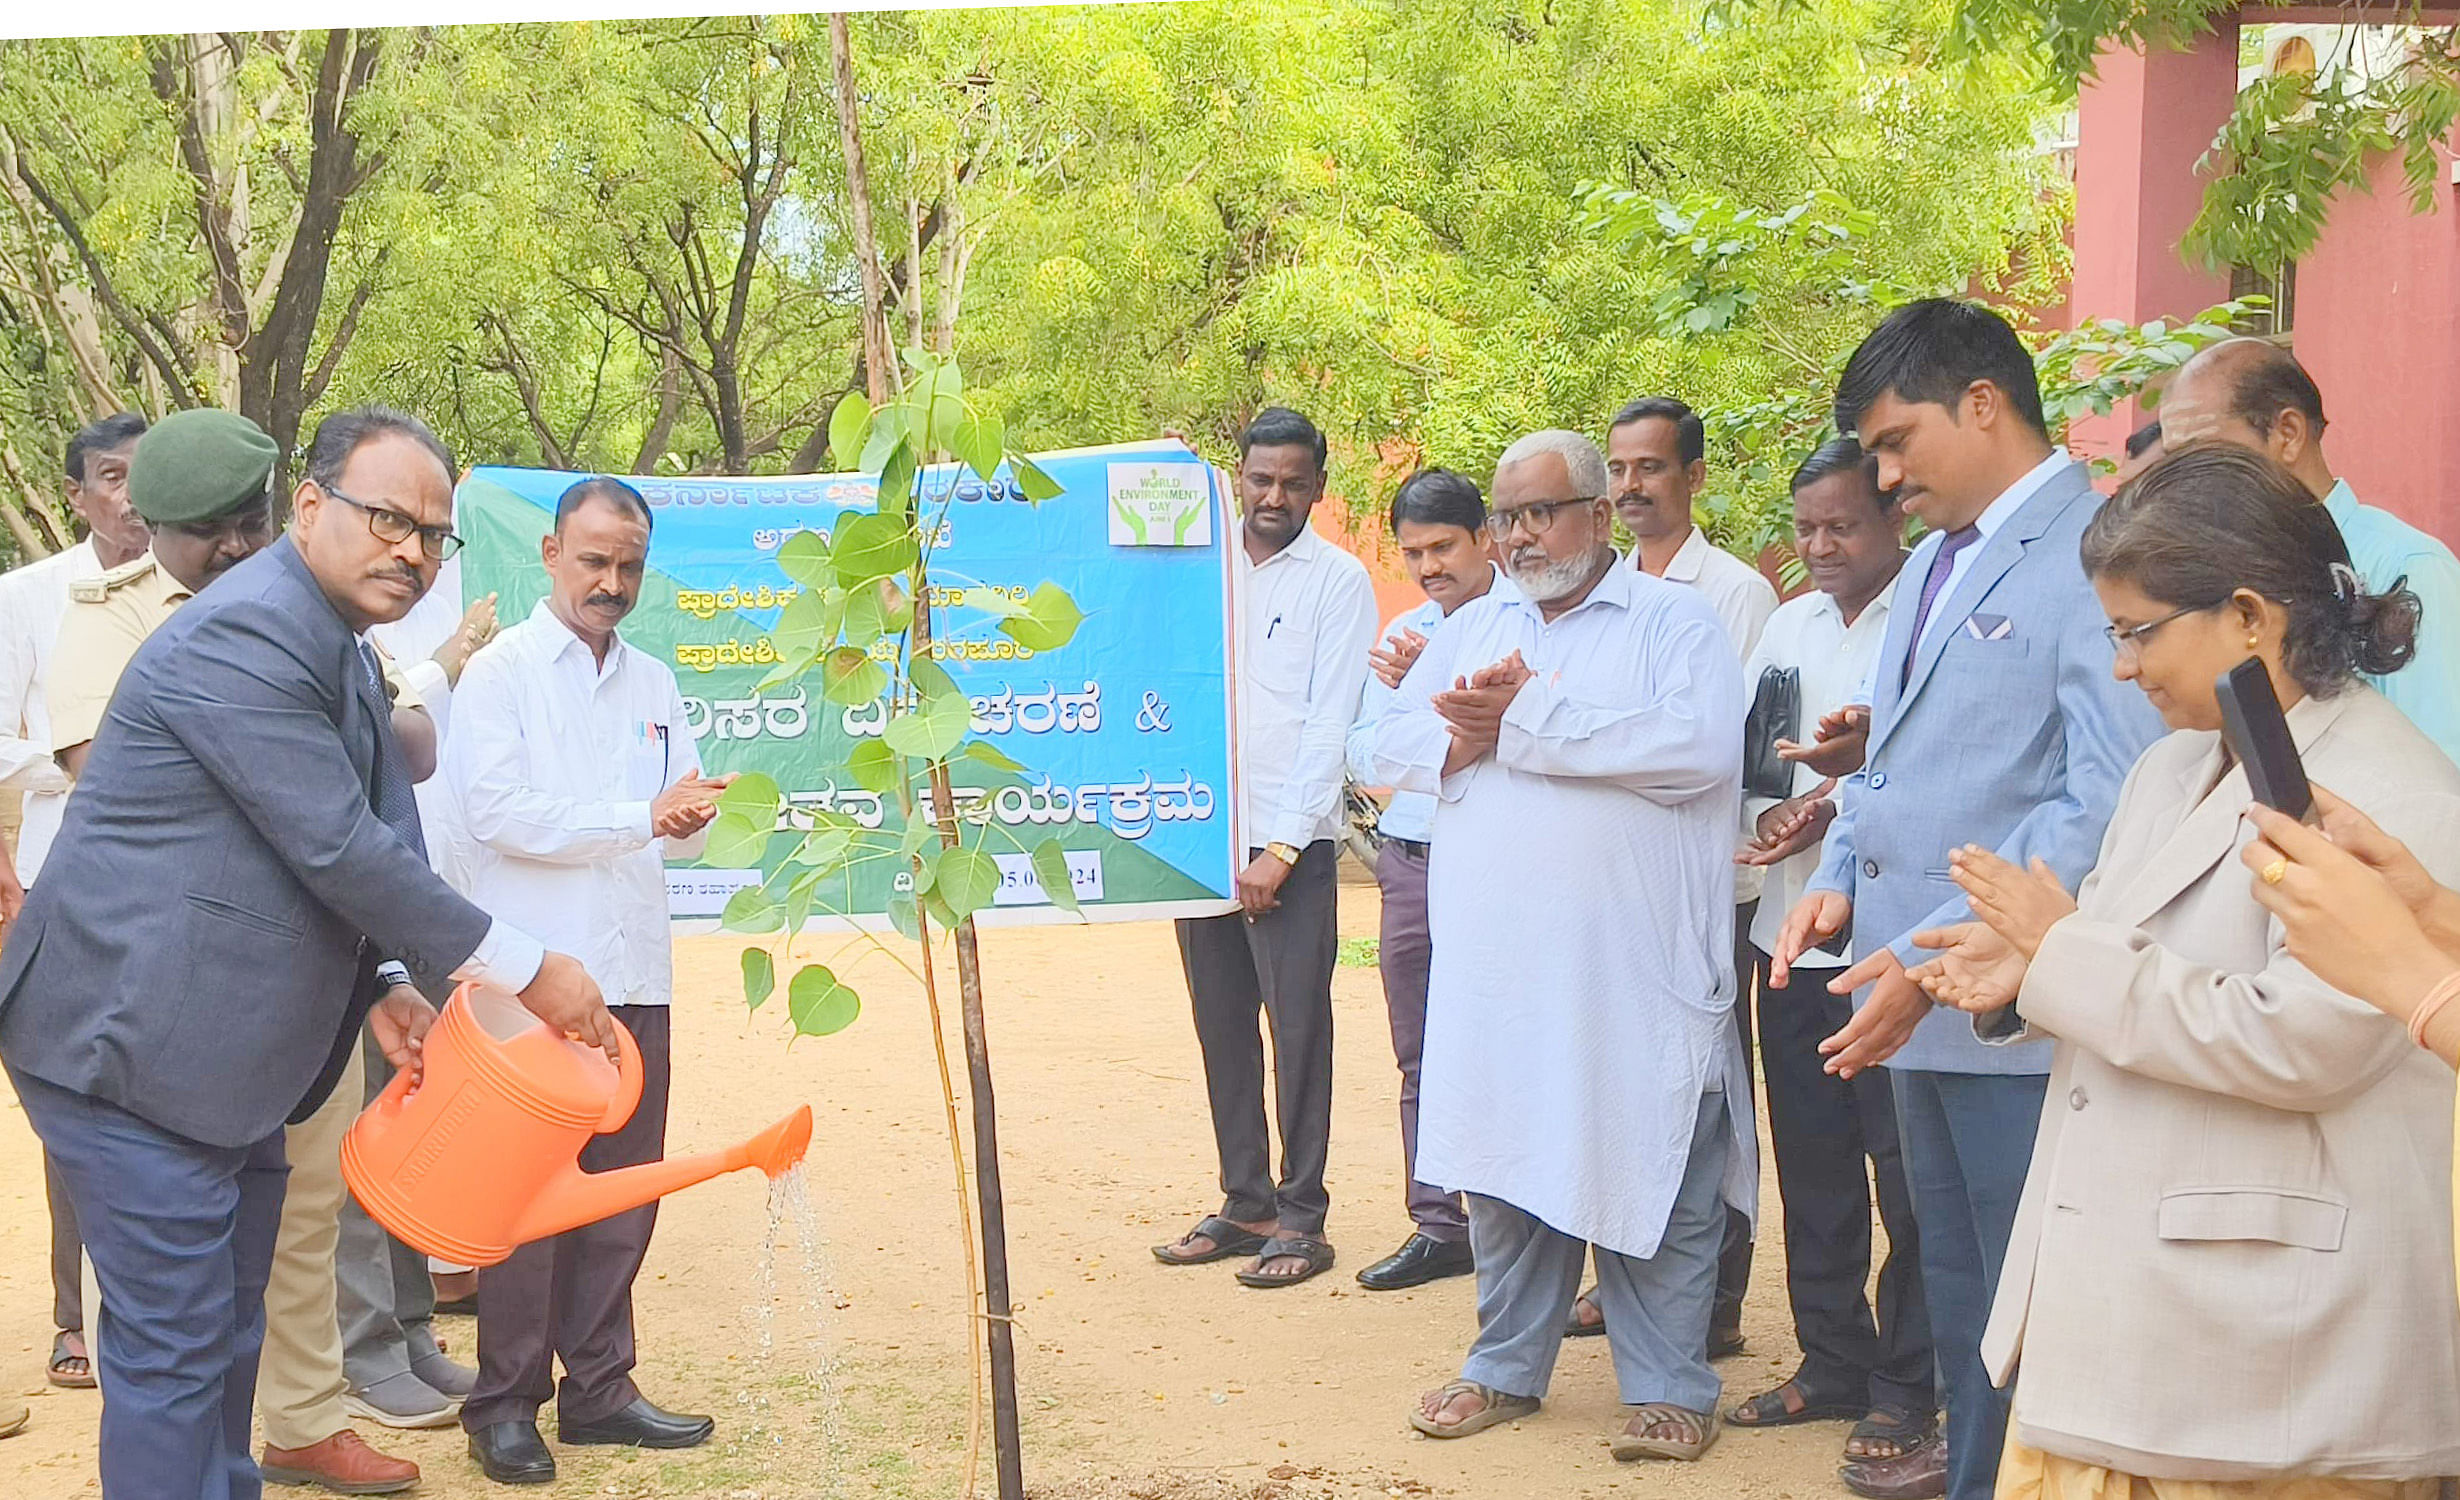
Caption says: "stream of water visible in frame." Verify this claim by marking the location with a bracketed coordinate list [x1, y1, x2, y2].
[740, 1163, 845, 1494]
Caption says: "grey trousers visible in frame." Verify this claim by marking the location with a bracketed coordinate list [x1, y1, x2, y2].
[1461, 1089, 1731, 1414]
[1174, 841, 1339, 1236]
[1373, 840, 1467, 1241]
[46, 1148, 82, 1332]
[335, 1030, 446, 1390]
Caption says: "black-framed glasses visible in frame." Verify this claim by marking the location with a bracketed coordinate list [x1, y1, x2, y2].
[320, 481, 462, 560]
[1492, 496, 1601, 537]
[2104, 600, 2220, 660]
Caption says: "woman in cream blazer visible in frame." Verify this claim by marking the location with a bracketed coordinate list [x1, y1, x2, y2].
[1909, 445, 2460, 1495]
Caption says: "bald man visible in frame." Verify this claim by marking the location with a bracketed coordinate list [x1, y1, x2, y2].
[2160, 338, 2460, 762]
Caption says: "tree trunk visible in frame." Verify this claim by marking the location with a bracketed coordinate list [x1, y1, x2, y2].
[829, 13, 895, 407]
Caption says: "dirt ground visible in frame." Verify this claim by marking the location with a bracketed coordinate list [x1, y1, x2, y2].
[1, 874, 1866, 1499]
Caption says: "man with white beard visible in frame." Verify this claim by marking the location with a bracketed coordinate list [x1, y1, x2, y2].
[1370, 429, 1751, 1464]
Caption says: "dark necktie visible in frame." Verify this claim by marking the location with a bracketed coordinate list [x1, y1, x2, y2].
[356, 639, 427, 862]
[1899, 525, 1981, 692]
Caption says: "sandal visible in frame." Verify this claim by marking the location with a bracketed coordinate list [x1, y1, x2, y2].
[1611, 1402, 1722, 1462]
[1728, 1379, 1861, 1428]
[1562, 1287, 1606, 1338]
[1151, 1215, 1269, 1266]
[1234, 1233, 1334, 1288]
[1845, 1404, 1938, 1462]
[1409, 1380, 1539, 1439]
[48, 1330, 95, 1390]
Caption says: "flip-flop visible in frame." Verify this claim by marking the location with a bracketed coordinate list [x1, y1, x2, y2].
[1728, 1379, 1862, 1428]
[1409, 1380, 1539, 1439]
[1562, 1287, 1606, 1338]
[48, 1330, 96, 1390]
[1611, 1403, 1722, 1462]
[1234, 1233, 1334, 1288]
[1151, 1215, 1269, 1266]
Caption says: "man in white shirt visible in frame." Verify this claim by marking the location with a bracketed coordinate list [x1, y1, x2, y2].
[1152, 408, 1376, 1289]
[1381, 430, 1747, 1464]
[1723, 440, 1938, 1477]
[447, 476, 734, 1482]
[0, 411, 149, 1398]
[1583, 396, 1778, 1358]
[1344, 469, 1508, 1292]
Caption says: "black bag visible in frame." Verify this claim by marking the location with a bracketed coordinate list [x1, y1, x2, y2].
[1743, 665, 1801, 801]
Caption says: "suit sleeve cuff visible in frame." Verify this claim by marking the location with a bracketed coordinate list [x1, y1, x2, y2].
[454, 920, 546, 995]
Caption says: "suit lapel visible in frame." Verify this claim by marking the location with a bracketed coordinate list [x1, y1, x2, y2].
[2102, 693, 2352, 929]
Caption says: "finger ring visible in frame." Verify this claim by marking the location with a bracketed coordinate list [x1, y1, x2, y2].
[2260, 858, 2288, 886]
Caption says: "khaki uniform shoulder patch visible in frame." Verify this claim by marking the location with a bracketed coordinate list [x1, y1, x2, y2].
[71, 553, 160, 604]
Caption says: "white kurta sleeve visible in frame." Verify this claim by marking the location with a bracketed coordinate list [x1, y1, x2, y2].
[450, 651, 657, 863]
[1494, 610, 1741, 803]
[1364, 612, 1469, 797]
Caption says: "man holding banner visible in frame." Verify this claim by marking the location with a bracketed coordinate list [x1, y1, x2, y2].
[1152, 408, 1377, 1290]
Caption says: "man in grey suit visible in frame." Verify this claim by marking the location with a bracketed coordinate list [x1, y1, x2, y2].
[0, 404, 618, 1500]
[1771, 301, 2162, 1500]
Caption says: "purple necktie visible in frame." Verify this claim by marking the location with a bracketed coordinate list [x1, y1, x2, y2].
[1899, 525, 1980, 691]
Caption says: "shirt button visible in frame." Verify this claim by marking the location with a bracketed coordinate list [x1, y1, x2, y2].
[1862, 859, 1880, 879]
[2069, 1086, 2089, 1110]
[1868, 772, 1887, 789]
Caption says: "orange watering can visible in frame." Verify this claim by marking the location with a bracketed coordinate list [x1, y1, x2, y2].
[342, 983, 812, 1267]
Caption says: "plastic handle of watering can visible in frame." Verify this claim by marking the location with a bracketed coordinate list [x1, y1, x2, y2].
[372, 1059, 417, 1115]
[596, 1011, 646, 1135]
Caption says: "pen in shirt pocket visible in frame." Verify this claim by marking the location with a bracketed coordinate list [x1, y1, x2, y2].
[1266, 613, 1284, 639]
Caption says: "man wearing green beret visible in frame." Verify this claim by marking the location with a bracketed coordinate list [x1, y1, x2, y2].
[48, 408, 279, 779]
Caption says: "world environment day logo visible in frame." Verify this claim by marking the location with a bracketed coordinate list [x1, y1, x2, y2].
[1107, 462, 1212, 547]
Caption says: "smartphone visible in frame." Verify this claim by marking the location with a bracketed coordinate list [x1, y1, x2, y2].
[2215, 657, 2311, 820]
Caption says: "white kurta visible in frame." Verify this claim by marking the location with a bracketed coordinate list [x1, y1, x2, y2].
[1367, 559, 1755, 1258]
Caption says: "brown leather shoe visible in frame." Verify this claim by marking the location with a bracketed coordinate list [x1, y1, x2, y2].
[260, 1430, 420, 1494]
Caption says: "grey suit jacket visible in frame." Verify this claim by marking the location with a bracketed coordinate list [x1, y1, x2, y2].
[1981, 687, 2460, 1479]
[0, 536, 493, 1147]
[1809, 459, 2165, 1073]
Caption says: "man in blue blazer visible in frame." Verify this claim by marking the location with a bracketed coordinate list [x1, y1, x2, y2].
[1772, 302, 2162, 1500]
[0, 405, 618, 1500]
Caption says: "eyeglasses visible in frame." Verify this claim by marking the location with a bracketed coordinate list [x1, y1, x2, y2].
[320, 481, 463, 560]
[1491, 497, 1601, 537]
[2103, 600, 2220, 661]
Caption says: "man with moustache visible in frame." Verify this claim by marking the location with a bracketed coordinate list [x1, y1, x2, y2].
[1379, 430, 1748, 1465]
[0, 405, 615, 1500]
[448, 476, 734, 1481]
[1725, 440, 1939, 1493]
[1154, 407, 1377, 1290]
[2157, 337, 2460, 761]
[1570, 396, 1778, 1357]
[1345, 468, 1511, 1291]
[0, 410, 149, 1400]
[1770, 300, 2160, 1500]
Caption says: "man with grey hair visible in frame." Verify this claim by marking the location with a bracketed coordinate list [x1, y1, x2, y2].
[1369, 430, 1751, 1464]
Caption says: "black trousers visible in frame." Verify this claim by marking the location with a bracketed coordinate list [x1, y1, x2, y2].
[1711, 900, 1759, 1340]
[1757, 957, 1934, 1412]
[1174, 841, 1338, 1236]
[463, 1004, 673, 1430]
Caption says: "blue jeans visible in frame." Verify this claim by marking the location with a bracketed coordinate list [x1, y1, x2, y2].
[1889, 1068, 2046, 1500]
[11, 1064, 288, 1500]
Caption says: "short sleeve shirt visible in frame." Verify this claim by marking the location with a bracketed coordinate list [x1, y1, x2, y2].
[46, 552, 193, 754]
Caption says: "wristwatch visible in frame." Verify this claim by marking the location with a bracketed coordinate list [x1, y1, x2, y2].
[1265, 841, 1301, 867]
[374, 960, 414, 993]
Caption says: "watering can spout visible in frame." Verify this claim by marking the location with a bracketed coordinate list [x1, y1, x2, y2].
[507, 1105, 815, 1247]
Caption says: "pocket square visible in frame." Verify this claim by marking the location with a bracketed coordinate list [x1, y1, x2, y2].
[1963, 613, 2015, 641]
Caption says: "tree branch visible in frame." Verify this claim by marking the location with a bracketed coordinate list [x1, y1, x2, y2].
[10, 157, 197, 400]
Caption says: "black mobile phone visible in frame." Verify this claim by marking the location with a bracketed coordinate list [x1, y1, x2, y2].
[2215, 657, 2311, 821]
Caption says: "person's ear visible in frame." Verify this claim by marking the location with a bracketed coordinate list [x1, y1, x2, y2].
[540, 531, 559, 569]
[2271, 409, 2315, 467]
[290, 480, 321, 527]
[1682, 459, 1707, 494]
[1965, 379, 1998, 431]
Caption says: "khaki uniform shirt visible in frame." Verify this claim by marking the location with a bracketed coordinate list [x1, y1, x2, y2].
[47, 552, 194, 756]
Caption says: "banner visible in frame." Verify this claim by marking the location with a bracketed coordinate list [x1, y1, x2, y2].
[452, 441, 1240, 929]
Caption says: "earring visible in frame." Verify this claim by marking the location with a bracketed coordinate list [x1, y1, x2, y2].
[2247, 633, 2260, 649]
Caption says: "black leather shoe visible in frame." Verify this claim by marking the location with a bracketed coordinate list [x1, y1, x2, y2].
[1355, 1232, 1475, 1291]
[559, 1396, 715, 1450]
[468, 1422, 556, 1485]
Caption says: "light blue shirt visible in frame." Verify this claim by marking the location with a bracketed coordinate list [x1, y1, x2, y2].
[1346, 566, 1513, 844]
[2325, 481, 2460, 768]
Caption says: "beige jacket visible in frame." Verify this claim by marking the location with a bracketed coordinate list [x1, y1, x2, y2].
[1982, 685, 2460, 1480]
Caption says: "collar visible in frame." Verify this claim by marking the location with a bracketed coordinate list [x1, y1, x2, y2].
[1807, 569, 1902, 628]
[1967, 448, 2070, 542]
[1243, 522, 1327, 572]
[530, 597, 633, 673]
[1508, 548, 1637, 621]
[1432, 562, 1514, 621]
[1625, 524, 1708, 580]
[2323, 478, 2358, 523]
